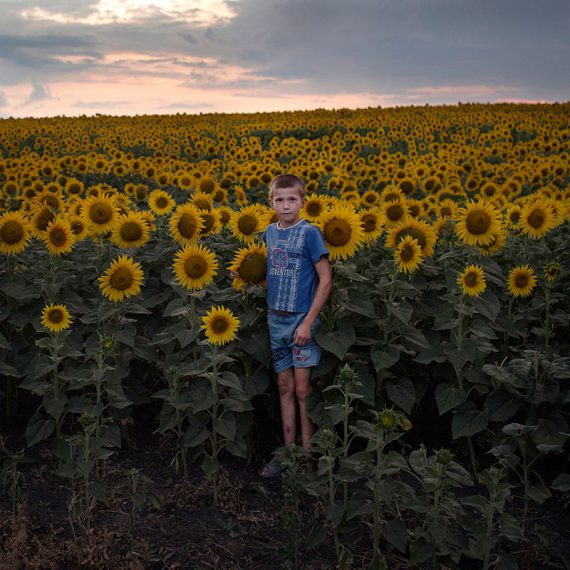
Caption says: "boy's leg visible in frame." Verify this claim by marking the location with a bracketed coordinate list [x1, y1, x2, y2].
[277, 367, 296, 445]
[293, 366, 315, 450]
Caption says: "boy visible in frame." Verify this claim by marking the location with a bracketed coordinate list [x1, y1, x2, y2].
[259, 174, 332, 477]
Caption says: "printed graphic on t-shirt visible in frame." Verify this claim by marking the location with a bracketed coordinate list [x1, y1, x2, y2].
[272, 247, 288, 268]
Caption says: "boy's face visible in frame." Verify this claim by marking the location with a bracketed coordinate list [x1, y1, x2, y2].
[271, 186, 306, 228]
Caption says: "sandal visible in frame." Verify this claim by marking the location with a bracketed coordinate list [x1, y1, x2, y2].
[258, 463, 285, 478]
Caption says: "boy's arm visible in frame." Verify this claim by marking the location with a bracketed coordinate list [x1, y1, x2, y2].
[294, 256, 332, 346]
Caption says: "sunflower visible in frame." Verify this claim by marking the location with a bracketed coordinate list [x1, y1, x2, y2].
[173, 243, 219, 291]
[458, 265, 486, 297]
[99, 255, 144, 302]
[385, 217, 437, 257]
[110, 211, 151, 248]
[519, 197, 554, 239]
[437, 198, 459, 219]
[361, 190, 380, 207]
[301, 195, 328, 223]
[0, 211, 30, 255]
[229, 205, 269, 243]
[359, 209, 384, 243]
[506, 204, 523, 230]
[30, 205, 56, 237]
[507, 265, 537, 298]
[169, 203, 204, 245]
[228, 242, 267, 291]
[318, 203, 365, 260]
[198, 208, 222, 237]
[68, 215, 89, 241]
[201, 305, 240, 346]
[381, 198, 409, 227]
[394, 236, 423, 274]
[217, 205, 233, 226]
[82, 194, 119, 235]
[454, 200, 502, 247]
[41, 303, 72, 332]
[543, 262, 562, 283]
[44, 217, 75, 256]
[148, 189, 175, 216]
[190, 191, 214, 212]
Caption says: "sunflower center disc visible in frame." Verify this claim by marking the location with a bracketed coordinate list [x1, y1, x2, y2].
[527, 210, 545, 229]
[49, 310, 63, 324]
[200, 214, 214, 233]
[386, 204, 404, 221]
[212, 317, 229, 334]
[1, 221, 24, 244]
[178, 214, 198, 238]
[51, 229, 66, 246]
[238, 253, 267, 283]
[324, 219, 351, 246]
[515, 274, 529, 288]
[121, 221, 143, 242]
[238, 215, 257, 235]
[184, 256, 207, 279]
[110, 267, 134, 290]
[91, 203, 113, 224]
[465, 210, 491, 235]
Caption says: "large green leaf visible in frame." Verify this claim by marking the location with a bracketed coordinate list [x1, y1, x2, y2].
[452, 406, 488, 438]
[386, 378, 415, 414]
[435, 383, 466, 415]
[371, 343, 400, 372]
[315, 319, 355, 360]
[26, 415, 55, 446]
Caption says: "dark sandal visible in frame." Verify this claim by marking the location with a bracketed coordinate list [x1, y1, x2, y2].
[258, 463, 285, 478]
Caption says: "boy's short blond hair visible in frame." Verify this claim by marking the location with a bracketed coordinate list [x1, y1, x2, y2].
[269, 174, 306, 201]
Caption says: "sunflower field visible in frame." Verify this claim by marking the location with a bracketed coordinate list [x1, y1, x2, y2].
[0, 103, 569, 568]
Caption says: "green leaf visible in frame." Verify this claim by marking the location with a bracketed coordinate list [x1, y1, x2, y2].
[0, 361, 21, 377]
[414, 345, 447, 364]
[216, 415, 236, 440]
[315, 319, 355, 360]
[221, 397, 253, 413]
[386, 378, 415, 414]
[184, 424, 209, 447]
[201, 455, 219, 476]
[0, 277, 41, 300]
[44, 394, 67, 422]
[402, 328, 429, 349]
[217, 371, 242, 390]
[370, 343, 400, 372]
[551, 473, 570, 491]
[53, 438, 73, 462]
[484, 389, 520, 422]
[470, 291, 500, 322]
[452, 407, 488, 438]
[225, 437, 248, 458]
[382, 518, 407, 553]
[345, 294, 375, 317]
[409, 538, 435, 564]
[502, 423, 538, 437]
[435, 383, 466, 415]
[26, 415, 54, 446]
[0, 332, 10, 350]
[388, 301, 413, 324]
[100, 423, 121, 449]
[527, 483, 552, 504]
[106, 387, 132, 410]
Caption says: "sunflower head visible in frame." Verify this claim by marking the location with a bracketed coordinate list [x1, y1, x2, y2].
[0, 212, 30, 255]
[201, 305, 240, 346]
[228, 242, 267, 291]
[543, 262, 562, 284]
[454, 200, 502, 247]
[44, 217, 75, 256]
[507, 265, 537, 298]
[41, 304, 73, 332]
[98, 255, 144, 302]
[394, 235, 423, 274]
[318, 204, 364, 260]
[458, 265, 487, 297]
[169, 203, 204, 245]
[111, 211, 151, 248]
[173, 243, 219, 291]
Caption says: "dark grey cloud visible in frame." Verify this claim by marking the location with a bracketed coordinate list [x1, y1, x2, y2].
[0, 0, 568, 109]
[24, 82, 52, 104]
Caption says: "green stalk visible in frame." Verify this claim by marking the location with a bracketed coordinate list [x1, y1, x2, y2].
[210, 346, 220, 506]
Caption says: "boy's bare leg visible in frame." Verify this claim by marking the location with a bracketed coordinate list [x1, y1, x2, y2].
[293, 367, 315, 450]
[277, 367, 296, 445]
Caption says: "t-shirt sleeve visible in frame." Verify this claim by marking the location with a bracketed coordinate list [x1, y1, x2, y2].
[306, 225, 329, 264]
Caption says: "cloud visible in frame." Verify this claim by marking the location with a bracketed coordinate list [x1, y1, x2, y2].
[0, 90, 7, 107]
[24, 82, 52, 104]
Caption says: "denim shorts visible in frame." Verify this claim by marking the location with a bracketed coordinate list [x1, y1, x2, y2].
[268, 310, 321, 373]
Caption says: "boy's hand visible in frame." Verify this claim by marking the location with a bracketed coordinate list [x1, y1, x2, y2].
[294, 320, 312, 346]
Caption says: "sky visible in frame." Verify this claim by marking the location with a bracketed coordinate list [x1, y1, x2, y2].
[0, 0, 568, 118]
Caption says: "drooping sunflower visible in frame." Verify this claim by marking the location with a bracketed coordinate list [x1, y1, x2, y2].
[44, 217, 75, 256]
[507, 265, 537, 298]
[385, 217, 437, 258]
[229, 205, 269, 243]
[454, 200, 502, 247]
[394, 236, 423, 274]
[201, 305, 240, 346]
[0, 211, 30, 255]
[82, 194, 119, 235]
[318, 203, 365, 260]
[381, 198, 409, 227]
[110, 211, 151, 248]
[359, 209, 384, 243]
[172, 243, 219, 291]
[148, 189, 175, 216]
[99, 255, 145, 302]
[457, 265, 487, 297]
[41, 303, 72, 332]
[169, 203, 204, 245]
[228, 242, 267, 291]
[519, 197, 555, 239]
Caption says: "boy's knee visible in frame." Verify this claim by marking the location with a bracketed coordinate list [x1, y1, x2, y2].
[295, 383, 312, 402]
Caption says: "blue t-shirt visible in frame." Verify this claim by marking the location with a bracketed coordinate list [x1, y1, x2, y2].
[263, 219, 329, 313]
